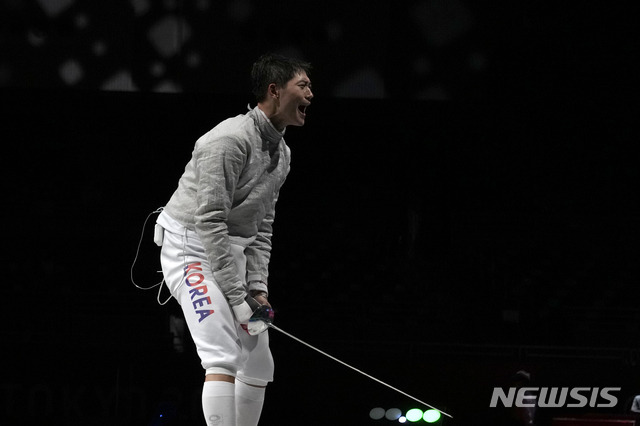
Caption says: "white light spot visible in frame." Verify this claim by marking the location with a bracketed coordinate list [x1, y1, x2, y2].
[59, 59, 83, 85]
[386, 408, 402, 421]
[148, 15, 192, 58]
[369, 407, 385, 420]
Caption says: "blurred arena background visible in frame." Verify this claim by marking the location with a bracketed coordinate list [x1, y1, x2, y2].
[0, 1, 636, 425]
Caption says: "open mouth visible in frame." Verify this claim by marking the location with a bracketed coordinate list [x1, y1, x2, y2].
[298, 104, 308, 116]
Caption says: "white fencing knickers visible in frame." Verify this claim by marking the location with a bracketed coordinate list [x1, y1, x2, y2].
[157, 211, 274, 386]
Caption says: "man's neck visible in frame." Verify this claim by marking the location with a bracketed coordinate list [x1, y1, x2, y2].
[257, 102, 285, 131]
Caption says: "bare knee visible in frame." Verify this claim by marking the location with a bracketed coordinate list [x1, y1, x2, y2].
[205, 374, 235, 383]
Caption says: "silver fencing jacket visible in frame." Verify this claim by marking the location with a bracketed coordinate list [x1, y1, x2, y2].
[161, 106, 291, 307]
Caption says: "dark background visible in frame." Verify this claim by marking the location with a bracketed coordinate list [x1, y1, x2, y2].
[0, 1, 637, 425]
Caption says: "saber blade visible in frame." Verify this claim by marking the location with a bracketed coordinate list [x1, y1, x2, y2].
[268, 323, 452, 419]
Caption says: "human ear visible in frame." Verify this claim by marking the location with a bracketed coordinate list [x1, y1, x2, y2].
[268, 83, 279, 100]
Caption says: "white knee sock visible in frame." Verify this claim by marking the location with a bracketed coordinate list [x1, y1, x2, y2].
[235, 381, 266, 426]
[202, 381, 236, 426]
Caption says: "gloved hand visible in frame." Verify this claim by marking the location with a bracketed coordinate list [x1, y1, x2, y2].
[247, 305, 274, 335]
[231, 294, 261, 324]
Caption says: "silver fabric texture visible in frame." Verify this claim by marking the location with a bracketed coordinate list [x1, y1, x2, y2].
[162, 106, 290, 306]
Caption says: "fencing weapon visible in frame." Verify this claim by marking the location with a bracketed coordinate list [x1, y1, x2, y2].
[248, 305, 453, 419]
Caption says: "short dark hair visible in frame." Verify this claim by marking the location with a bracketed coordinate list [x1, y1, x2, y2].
[251, 53, 312, 102]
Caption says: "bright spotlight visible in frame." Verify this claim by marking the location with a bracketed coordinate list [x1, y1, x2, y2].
[405, 408, 424, 422]
[423, 409, 441, 423]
